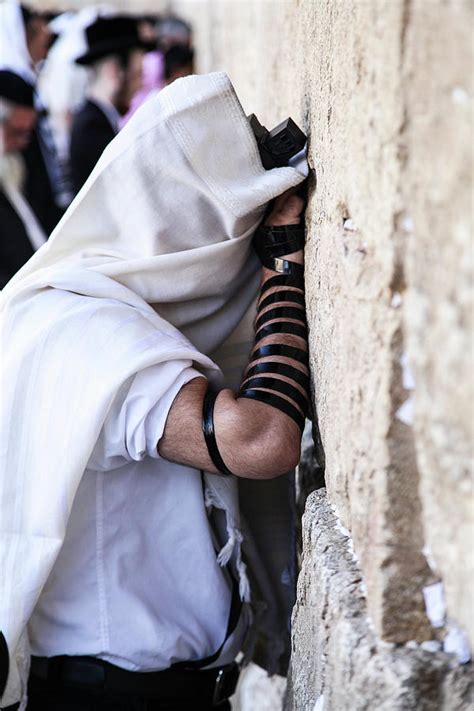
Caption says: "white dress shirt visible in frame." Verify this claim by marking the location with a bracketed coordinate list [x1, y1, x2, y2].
[0, 73, 306, 706]
[28, 361, 245, 670]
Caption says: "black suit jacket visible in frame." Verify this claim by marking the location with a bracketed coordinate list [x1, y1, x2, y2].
[22, 124, 65, 236]
[70, 100, 117, 195]
[0, 188, 35, 289]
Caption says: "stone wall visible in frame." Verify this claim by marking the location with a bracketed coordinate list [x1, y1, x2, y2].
[169, 0, 473, 708]
[30, 0, 474, 706]
[288, 490, 472, 711]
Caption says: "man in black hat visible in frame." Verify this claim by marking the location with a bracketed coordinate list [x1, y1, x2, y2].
[0, 2, 69, 238]
[163, 45, 195, 86]
[0, 69, 47, 288]
[70, 16, 153, 194]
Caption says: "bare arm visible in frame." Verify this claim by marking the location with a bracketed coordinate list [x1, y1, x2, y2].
[158, 190, 308, 479]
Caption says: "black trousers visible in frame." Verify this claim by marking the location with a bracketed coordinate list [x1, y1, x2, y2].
[24, 675, 232, 711]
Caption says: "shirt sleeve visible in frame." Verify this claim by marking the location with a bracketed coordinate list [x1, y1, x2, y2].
[87, 359, 205, 471]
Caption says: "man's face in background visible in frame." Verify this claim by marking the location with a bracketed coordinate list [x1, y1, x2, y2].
[1, 105, 37, 153]
[166, 62, 194, 85]
[25, 15, 53, 65]
[114, 49, 144, 116]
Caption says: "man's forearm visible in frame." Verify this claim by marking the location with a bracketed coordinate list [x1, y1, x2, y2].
[159, 191, 309, 479]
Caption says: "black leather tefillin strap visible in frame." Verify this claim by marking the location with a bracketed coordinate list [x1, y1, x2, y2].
[239, 343, 309, 432]
[254, 224, 305, 263]
[242, 361, 309, 390]
[201, 222, 308, 476]
[258, 288, 306, 310]
[202, 387, 234, 476]
[255, 305, 306, 331]
[238, 222, 309, 432]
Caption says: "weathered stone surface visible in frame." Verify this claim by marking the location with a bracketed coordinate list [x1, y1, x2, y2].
[288, 490, 473, 711]
[401, 0, 474, 644]
[174, 0, 437, 644]
[173, 0, 473, 649]
[32, 0, 474, 702]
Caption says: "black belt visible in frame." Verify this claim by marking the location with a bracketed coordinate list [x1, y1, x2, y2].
[30, 655, 240, 707]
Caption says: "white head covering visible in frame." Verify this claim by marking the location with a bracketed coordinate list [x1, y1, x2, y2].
[0, 0, 35, 82]
[0, 72, 307, 707]
[6, 71, 305, 350]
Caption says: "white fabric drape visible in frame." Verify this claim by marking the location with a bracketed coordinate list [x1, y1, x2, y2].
[0, 0, 35, 82]
[0, 71, 306, 707]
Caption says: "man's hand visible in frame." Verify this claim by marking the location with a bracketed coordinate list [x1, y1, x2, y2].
[265, 188, 305, 227]
[264, 188, 305, 267]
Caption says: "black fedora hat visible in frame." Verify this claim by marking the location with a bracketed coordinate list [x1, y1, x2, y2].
[75, 16, 155, 66]
[0, 70, 35, 107]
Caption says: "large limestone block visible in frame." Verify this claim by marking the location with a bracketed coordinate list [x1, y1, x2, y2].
[174, 0, 434, 644]
[290, 0, 434, 643]
[401, 0, 474, 644]
[288, 490, 473, 711]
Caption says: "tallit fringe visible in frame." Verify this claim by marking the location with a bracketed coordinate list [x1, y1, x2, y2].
[204, 487, 251, 602]
[216, 530, 235, 566]
[236, 549, 251, 602]
[204, 487, 218, 511]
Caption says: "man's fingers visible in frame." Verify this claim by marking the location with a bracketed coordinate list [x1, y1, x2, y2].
[266, 194, 305, 226]
[279, 194, 304, 216]
[272, 187, 300, 212]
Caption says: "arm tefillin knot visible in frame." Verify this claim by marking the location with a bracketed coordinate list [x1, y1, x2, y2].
[202, 221, 309, 477]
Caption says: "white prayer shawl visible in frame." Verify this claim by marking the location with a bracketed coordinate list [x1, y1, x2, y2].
[0, 72, 306, 707]
[0, 0, 36, 83]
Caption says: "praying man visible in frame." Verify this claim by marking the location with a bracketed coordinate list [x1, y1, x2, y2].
[0, 72, 309, 711]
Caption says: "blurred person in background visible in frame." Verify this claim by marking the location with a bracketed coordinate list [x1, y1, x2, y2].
[69, 15, 153, 195]
[120, 15, 193, 127]
[137, 13, 161, 44]
[164, 45, 195, 85]
[38, 7, 116, 171]
[114, 35, 150, 117]
[20, 4, 73, 230]
[0, 70, 46, 288]
[0, 0, 71, 236]
[20, 4, 55, 67]
[156, 15, 192, 51]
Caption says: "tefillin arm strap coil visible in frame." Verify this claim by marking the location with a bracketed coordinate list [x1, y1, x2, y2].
[238, 223, 308, 434]
[201, 114, 308, 477]
[202, 222, 308, 477]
